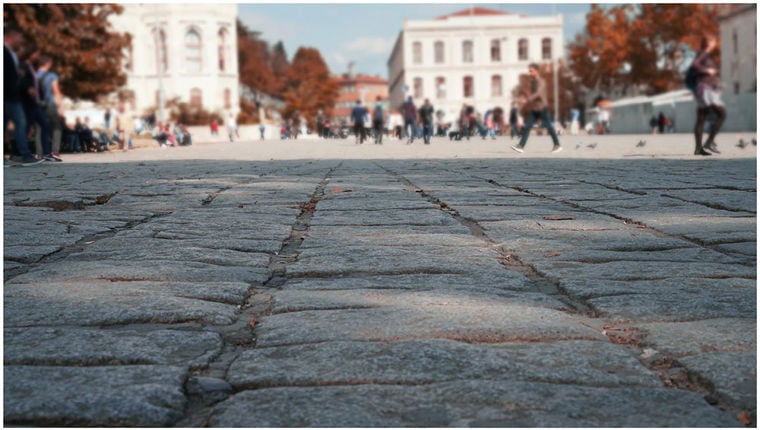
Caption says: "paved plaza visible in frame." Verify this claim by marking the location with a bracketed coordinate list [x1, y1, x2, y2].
[3, 132, 757, 427]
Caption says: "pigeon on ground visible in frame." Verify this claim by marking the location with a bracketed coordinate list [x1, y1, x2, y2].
[575, 144, 581, 150]
[636, 140, 646, 148]
[587, 143, 597, 149]
[752, 139, 757, 146]
[737, 139, 748, 149]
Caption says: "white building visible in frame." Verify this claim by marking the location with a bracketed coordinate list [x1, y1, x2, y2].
[387, 7, 563, 124]
[719, 4, 757, 95]
[108, 4, 240, 121]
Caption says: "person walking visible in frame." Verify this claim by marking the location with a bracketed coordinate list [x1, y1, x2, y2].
[401, 96, 417, 144]
[226, 112, 238, 142]
[350, 100, 367, 144]
[37, 55, 64, 161]
[418, 98, 434, 145]
[691, 34, 726, 156]
[372, 96, 385, 145]
[4, 28, 41, 166]
[20, 43, 53, 161]
[511, 63, 562, 154]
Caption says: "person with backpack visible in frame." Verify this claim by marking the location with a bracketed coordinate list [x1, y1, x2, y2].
[689, 34, 726, 156]
[511, 63, 563, 154]
[401, 96, 417, 144]
[371, 96, 385, 145]
[418, 98, 434, 145]
[350, 100, 367, 144]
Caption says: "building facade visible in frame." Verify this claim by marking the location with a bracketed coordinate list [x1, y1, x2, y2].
[109, 4, 240, 120]
[387, 7, 563, 125]
[334, 63, 389, 123]
[719, 4, 757, 95]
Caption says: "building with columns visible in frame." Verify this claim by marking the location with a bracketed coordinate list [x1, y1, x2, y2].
[387, 7, 563, 125]
[108, 4, 240, 121]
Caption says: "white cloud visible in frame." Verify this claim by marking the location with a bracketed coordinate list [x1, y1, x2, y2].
[343, 37, 393, 57]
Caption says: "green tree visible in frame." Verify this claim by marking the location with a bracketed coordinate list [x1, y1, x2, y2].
[281, 47, 339, 128]
[4, 4, 131, 101]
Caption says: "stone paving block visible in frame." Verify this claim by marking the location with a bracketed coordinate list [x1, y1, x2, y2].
[586, 286, 756, 321]
[3, 244, 63, 263]
[66, 240, 271, 267]
[560, 277, 756, 302]
[4, 327, 222, 367]
[637, 318, 756, 356]
[283, 272, 533, 293]
[4, 365, 187, 426]
[309, 208, 461, 227]
[304, 224, 475, 246]
[9, 260, 270, 285]
[227, 339, 661, 389]
[269, 287, 568, 315]
[255, 303, 603, 347]
[530, 259, 755, 281]
[289, 244, 508, 277]
[4, 281, 246, 326]
[208, 380, 739, 427]
[677, 352, 757, 410]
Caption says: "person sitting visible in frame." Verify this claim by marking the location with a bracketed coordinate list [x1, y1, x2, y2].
[152, 122, 169, 147]
[62, 117, 81, 153]
[174, 123, 192, 145]
[75, 117, 97, 152]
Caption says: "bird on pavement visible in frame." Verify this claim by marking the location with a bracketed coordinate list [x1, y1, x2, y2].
[737, 139, 748, 149]
[587, 143, 597, 149]
[636, 140, 646, 148]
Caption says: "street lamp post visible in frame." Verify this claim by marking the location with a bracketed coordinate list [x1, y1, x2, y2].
[153, 5, 165, 124]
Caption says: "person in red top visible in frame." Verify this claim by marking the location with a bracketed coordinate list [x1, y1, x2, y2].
[691, 34, 725, 156]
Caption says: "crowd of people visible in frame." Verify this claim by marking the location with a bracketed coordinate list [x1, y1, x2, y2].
[6, 25, 727, 160]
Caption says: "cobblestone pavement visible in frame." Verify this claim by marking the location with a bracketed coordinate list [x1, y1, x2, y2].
[4, 134, 757, 426]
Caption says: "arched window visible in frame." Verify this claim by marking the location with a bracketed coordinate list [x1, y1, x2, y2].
[413, 77, 423, 98]
[542, 37, 552, 60]
[190, 88, 202, 108]
[434, 41, 445, 64]
[153, 28, 168, 73]
[185, 29, 202, 73]
[491, 75, 502, 97]
[435, 76, 446, 99]
[463, 76, 474, 98]
[218, 28, 229, 72]
[491, 39, 501, 62]
[462, 40, 473, 63]
[412, 41, 422, 64]
[224, 88, 231, 109]
[518, 38, 528, 61]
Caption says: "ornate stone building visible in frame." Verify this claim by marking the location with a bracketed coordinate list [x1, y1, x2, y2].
[387, 7, 563, 123]
[109, 4, 240, 120]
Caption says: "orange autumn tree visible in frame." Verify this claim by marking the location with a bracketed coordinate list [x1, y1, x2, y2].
[569, 4, 723, 95]
[281, 47, 339, 129]
[4, 4, 131, 101]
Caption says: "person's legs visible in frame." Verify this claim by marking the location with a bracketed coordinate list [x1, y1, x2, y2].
[516, 111, 537, 149]
[693, 106, 711, 156]
[704, 104, 726, 152]
[5, 101, 33, 159]
[539, 108, 561, 150]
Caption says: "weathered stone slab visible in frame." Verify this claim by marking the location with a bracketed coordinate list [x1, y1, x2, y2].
[3, 244, 63, 263]
[678, 352, 756, 410]
[67, 241, 271, 267]
[208, 380, 739, 427]
[255, 303, 603, 347]
[289, 244, 508, 276]
[4, 365, 187, 426]
[227, 339, 660, 389]
[4, 281, 245, 326]
[637, 318, 756, 356]
[4, 327, 222, 367]
[530, 260, 755, 281]
[284, 272, 532, 293]
[309, 208, 461, 226]
[269, 287, 568, 314]
[9, 260, 270, 284]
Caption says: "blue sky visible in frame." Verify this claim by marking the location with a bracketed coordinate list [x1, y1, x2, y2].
[238, 3, 592, 78]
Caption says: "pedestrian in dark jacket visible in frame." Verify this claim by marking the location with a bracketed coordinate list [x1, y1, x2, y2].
[401, 96, 417, 144]
[511, 63, 562, 154]
[4, 28, 40, 165]
[691, 34, 726, 156]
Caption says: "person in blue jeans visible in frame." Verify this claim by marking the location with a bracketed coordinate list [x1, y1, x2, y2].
[401, 96, 417, 144]
[4, 28, 42, 166]
[511, 63, 562, 154]
[418, 98, 434, 145]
